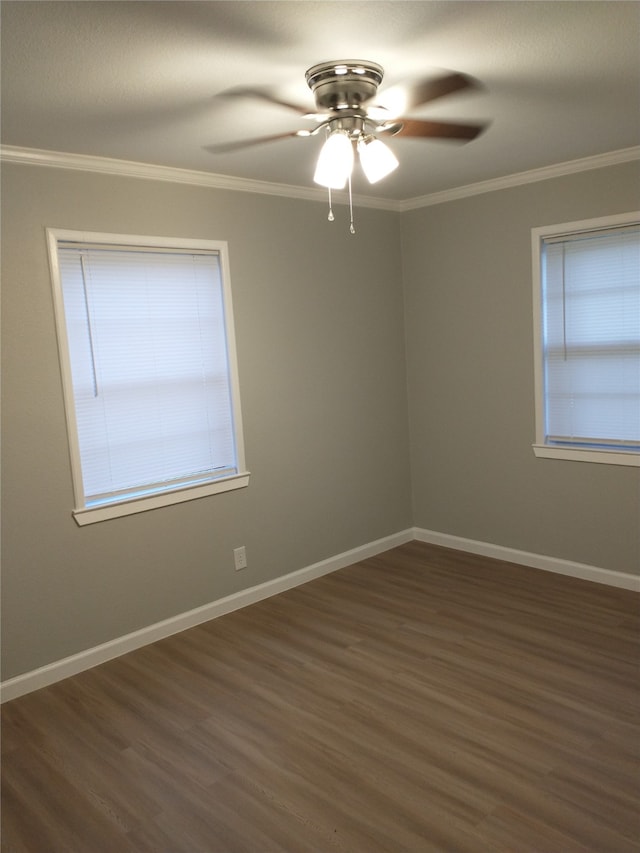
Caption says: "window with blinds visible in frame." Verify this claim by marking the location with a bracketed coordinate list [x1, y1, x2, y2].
[48, 230, 249, 524]
[532, 213, 640, 466]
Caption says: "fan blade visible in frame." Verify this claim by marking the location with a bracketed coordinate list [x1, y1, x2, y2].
[204, 131, 304, 154]
[388, 118, 487, 142]
[218, 86, 314, 116]
[370, 71, 479, 117]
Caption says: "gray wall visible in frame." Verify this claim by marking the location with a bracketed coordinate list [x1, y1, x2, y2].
[3, 159, 639, 681]
[402, 161, 640, 575]
[1, 164, 412, 679]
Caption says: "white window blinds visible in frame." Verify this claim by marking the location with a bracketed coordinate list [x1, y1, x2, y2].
[57, 242, 240, 507]
[540, 224, 640, 452]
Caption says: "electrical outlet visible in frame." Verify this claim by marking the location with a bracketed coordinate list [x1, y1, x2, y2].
[233, 546, 247, 571]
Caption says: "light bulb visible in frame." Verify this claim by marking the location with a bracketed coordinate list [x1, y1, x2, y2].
[358, 136, 399, 184]
[313, 131, 354, 189]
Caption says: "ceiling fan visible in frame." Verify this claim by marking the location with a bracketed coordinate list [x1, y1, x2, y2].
[207, 60, 487, 231]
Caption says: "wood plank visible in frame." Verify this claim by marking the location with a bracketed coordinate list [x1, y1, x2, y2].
[2, 542, 639, 852]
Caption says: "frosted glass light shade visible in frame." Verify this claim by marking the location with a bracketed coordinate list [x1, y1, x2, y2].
[359, 137, 399, 183]
[314, 131, 354, 189]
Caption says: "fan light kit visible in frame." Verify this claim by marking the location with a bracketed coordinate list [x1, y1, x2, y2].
[307, 63, 397, 184]
[210, 60, 487, 234]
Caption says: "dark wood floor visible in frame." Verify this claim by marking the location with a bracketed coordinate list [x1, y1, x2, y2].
[2, 541, 639, 852]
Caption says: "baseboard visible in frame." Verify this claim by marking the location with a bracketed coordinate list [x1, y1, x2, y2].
[0, 528, 413, 703]
[3, 526, 636, 702]
[413, 527, 640, 592]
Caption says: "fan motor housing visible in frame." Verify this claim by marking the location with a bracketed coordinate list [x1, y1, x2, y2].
[305, 60, 384, 110]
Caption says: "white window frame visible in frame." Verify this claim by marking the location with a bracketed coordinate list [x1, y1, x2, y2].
[531, 211, 640, 468]
[47, 229, 250, 525]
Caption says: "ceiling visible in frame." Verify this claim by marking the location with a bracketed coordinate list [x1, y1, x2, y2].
[1, 1, 639, 203]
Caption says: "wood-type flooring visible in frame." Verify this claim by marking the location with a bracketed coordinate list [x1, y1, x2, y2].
[2, 541, 639, 852]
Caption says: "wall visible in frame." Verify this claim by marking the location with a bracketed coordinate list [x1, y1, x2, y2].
[401, 161, 640, 575]
[1, 164, 413, 679]
[3, 158, 639, 683]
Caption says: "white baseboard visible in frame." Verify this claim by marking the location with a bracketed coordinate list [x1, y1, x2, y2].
[413, 527, 640, 592]
[3, 526, 637, 703]
[0, 529, 413, 704]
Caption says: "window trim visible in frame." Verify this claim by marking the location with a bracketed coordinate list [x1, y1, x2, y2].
[47, 229, 250, 524]
[531, 211, 640, 468]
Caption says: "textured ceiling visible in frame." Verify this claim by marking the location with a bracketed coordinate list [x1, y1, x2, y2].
[1, 1, 639, 201]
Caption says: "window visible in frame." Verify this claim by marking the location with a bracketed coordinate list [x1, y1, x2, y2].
[48, 230, 249, 524]
[531, 212, 640, 467]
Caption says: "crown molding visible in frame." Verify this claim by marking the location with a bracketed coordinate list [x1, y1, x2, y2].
[0, 145, 400, 211]
[397, 146, 640, 211]
[2, 144, 638, 213]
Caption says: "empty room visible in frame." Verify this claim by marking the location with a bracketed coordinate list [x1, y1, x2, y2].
[1, 2, 639, 851]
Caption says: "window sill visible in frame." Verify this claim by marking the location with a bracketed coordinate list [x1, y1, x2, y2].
[72, 472, 250, 526]
[532, 445, 639, 468]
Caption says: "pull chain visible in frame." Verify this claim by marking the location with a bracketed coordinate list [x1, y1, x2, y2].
[323, 126, 336, 222]
[348, 174, 355, 235]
